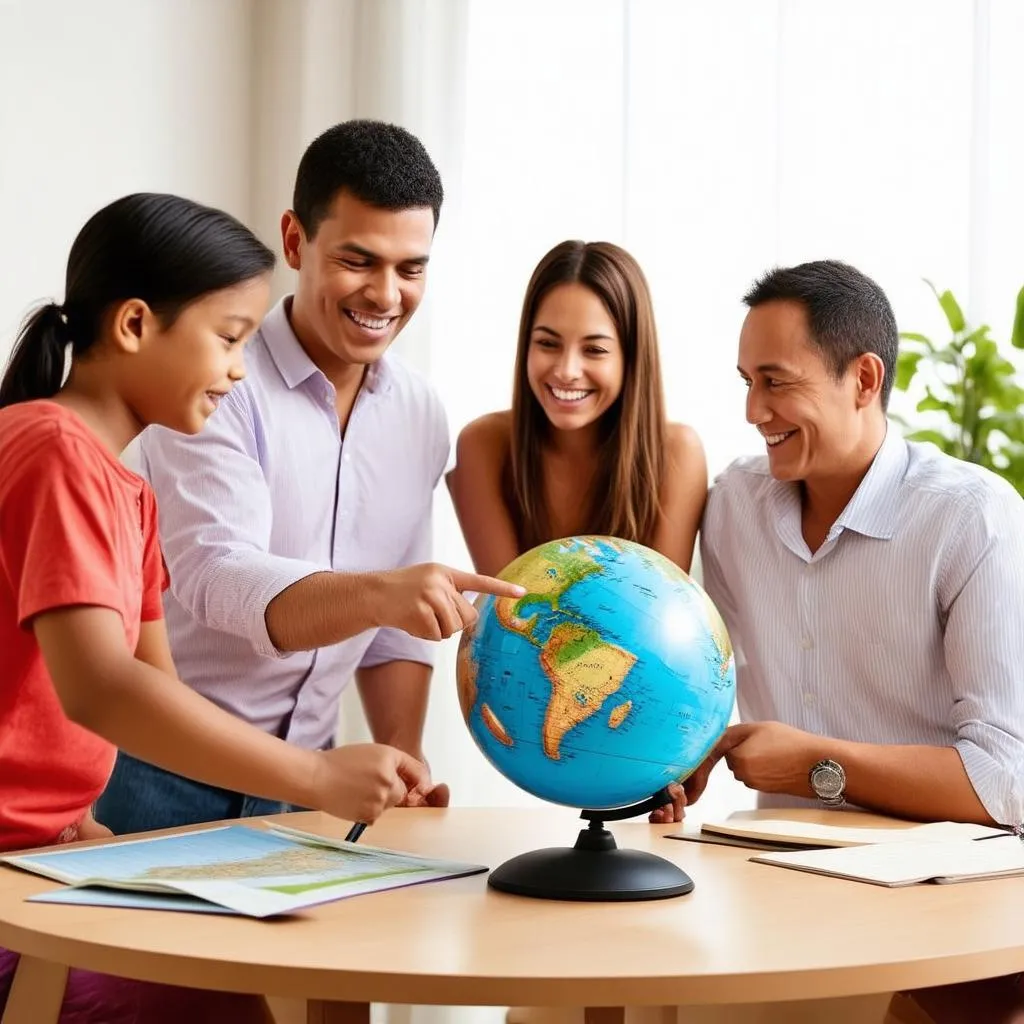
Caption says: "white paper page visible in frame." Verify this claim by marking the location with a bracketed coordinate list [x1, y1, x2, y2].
[699, 818, 1007, 848]
[752, 836, 1024, 886]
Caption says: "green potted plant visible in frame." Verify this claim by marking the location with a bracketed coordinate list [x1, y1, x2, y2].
[893, 282, 1024, 496]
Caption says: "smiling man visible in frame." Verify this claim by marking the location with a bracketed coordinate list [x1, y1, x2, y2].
[96, 120, 522, 833]
[692, 260, 1024, 1020]
[694, 259, 1024, 826]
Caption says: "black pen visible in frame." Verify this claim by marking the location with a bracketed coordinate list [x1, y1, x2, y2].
[345, 822, 367, 843]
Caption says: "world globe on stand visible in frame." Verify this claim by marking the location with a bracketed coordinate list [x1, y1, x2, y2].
[456, 535, 736, 901]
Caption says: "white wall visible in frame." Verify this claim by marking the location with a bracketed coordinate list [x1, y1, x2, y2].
[0, 0, 255, 358]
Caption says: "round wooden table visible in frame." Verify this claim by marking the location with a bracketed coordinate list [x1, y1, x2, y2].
[2, 807, 1023, 1024]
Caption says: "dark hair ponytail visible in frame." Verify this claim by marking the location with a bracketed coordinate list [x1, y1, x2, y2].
[0, 303, 71, 407]
[0, 193, 275, 409]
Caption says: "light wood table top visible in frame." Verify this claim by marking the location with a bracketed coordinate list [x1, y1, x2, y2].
[2, 807, 1023, 1014]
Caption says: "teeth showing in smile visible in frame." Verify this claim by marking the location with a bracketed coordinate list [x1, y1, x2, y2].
[346, 310, 393, 330]
[764, 430, 796, 447]
[550, 387, 591, 402]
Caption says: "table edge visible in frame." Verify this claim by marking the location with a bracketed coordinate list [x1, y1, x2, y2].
[4, 919, 1024, 1006]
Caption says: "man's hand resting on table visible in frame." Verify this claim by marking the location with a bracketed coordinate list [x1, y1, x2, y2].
[395, 753, 451, 808]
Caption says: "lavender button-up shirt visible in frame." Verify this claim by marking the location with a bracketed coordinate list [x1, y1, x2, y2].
[701, 425, 1024, 825]
[137, 298, 449, 750]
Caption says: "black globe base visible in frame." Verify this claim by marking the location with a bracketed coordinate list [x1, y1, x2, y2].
[488, 818, 694, 902]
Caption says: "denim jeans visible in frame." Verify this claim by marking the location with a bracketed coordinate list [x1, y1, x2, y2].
[95, 751, 292, 835]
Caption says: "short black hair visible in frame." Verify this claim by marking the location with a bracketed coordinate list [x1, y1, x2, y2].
[292, 120, 444, 238]
[743, 260, 898, 409]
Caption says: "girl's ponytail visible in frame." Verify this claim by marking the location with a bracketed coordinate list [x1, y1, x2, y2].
[0, 303, 70, 409]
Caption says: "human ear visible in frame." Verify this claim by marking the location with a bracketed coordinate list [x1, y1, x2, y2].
[280, 211, 305, 272]
[853, 352, 885, 408]
[109, 298, 155, 355]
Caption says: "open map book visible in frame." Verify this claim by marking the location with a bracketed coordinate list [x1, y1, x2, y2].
[1, 822, 487, 918]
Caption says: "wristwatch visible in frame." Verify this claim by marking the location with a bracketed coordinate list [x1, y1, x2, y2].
[809, 758, 846, 807]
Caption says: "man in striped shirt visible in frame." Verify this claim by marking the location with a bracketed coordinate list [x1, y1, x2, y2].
[692, 260, 1024, 1022]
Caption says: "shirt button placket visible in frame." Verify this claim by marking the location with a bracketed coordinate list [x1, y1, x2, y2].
[798, 562, 817, 728]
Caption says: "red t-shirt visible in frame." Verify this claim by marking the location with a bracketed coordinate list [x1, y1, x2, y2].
[0, 401, 167, 852]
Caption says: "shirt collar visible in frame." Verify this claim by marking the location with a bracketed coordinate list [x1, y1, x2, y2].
[260, 298, 318, 390]
[766, 422, 908, 555]
[260, 297, 395, 396]
[832, 423, 908, 540]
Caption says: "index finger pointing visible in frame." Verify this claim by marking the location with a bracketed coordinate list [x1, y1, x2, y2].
[451, 570, 526, 599]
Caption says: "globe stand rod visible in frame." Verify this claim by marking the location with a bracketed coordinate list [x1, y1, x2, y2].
[487, 787, 694, 902]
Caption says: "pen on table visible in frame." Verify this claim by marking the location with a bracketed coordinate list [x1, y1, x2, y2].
[345, 822, 367, 843]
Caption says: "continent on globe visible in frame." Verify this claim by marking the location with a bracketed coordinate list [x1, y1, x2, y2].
[456, 637, 478, 720]
[608, 701, 632, 729]
[481, 703, 514, 746]
[494, 544, 603, 644]
[539, 622, 637, 759]
[700, 591, 734, 679]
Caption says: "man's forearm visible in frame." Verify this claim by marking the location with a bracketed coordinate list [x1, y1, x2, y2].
[356, 660, 431, 757]
[829, 739, 993, 824]
[265, 571, 384, 652]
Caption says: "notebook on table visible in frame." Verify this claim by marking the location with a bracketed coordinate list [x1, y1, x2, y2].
[668, 817, 1008, 852]
[749, 834, 1024, 887]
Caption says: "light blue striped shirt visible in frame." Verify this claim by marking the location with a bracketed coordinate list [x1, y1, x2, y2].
[136, 299, 449, 751]
[700, 425, 1024, 825]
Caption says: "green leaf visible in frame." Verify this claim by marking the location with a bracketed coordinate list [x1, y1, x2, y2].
[917, 391, 955, 414]
[926, 280, 967, 333]
[898, 332, 935, 351]
[930, 349, 961, 368]
[894, 351, 924, 391]
[985, 410, 1024, 441]
[1013, 285, 1024, 350]
[906, 428, 954, 451]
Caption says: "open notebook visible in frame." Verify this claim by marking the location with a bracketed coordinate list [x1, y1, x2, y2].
[668, 817, 1008, 851]
[751, 834, 1024, 886]
[1, 822, 487, 917]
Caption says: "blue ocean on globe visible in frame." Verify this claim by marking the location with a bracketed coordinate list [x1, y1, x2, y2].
[456, 536, 736, 810]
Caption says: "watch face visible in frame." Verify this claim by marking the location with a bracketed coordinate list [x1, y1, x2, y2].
[813, 765, 844, 799]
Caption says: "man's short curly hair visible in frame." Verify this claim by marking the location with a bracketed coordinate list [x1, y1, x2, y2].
[292, 120, 444, 238]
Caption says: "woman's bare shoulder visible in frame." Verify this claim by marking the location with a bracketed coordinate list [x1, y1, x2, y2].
[665, 421, 705, 461]
[457, 410, 513, 457]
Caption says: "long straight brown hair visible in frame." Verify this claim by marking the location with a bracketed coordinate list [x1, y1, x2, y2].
[510, 240, 668, 550]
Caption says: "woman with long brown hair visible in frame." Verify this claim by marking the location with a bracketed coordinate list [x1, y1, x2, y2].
[447, 239, 707, 823]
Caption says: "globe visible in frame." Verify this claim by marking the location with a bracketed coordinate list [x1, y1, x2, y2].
[457, 535, 736, 813]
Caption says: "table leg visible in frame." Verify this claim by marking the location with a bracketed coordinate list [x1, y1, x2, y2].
[305, 1000, 371, 1024]
[1, 955, 68, 1024]
[584, 1009, 625, 1024]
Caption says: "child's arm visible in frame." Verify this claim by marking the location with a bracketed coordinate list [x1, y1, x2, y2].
[34, 606, 427, 823]
[650, 424, 708, 572]
[447, 413, 521, 577]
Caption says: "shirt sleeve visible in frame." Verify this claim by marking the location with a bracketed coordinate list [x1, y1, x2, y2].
[138, 389, 327, 659]
[359, 394, 451, 671]
[941, 483, 1024, 826]
[139, 485, 170, 622]
[698, 481, 741, 631]
[1, 435, 131, 627]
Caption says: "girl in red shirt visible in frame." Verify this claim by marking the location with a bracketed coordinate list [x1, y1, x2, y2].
[0, 193, 429, 1023]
